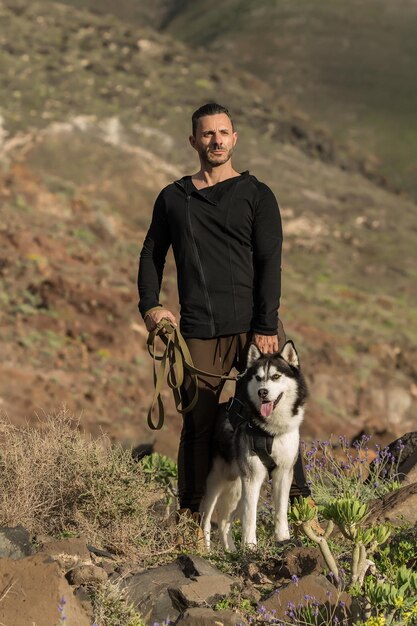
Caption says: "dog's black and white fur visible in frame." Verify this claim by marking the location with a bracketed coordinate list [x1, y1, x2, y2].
[200, 340, 308, 550]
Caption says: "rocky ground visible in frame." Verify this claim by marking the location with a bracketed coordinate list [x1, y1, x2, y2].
[0, 433, 416, 626]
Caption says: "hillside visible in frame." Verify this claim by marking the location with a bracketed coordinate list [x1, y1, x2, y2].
[0, 0, 416, 457]
[162, 0, 417, 199]
[49, 0, 417, 198]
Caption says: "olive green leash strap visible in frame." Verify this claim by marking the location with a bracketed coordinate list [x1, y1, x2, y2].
[146, 319, 237, 430]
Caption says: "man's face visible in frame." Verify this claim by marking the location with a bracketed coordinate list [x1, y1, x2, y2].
[190, 113, 238, 167]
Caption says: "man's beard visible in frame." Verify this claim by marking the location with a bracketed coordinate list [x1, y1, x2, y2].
[201, 145, 234, 167]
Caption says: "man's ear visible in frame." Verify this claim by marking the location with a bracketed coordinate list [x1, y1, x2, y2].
[247, 343, 262, 368]
[232, 131, 238, 147]
[189, 135, 197, 150]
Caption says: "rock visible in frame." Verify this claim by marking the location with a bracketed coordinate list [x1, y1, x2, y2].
[39, 537, 92, 570]
[87, 543, 117, 559]
[92, 211, 120, 241]
[123, 557, 240, 625]
[0, 526, 33, 559]
[367, 482, 417, 526]
[67, 563, 108, 586]
[169, 574, 237, 611]
[242, 561, 273, 585]
[100, 560, 117, 576]
[176, 607, 247, 625]
[240, 582, 262, 603]
[178, 553, 229, 579]
[114, 562, 146, 579]
[123, 560, 188, 625]
[74, 586, 95, 621]
[261, 574, 351, 621]
[246, 562, 260, 580]
[277, 546, 325, 580]
[358, 386, 414, 436]
[381, 432, 417, 484]
[0, 553, 91, 625]
[406, 463, 417, 484]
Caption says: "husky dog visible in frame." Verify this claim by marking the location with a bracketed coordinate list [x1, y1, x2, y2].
[200, 340, 307, 551]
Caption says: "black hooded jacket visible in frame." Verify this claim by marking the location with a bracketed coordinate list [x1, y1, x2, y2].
[138, 171, 282, 338]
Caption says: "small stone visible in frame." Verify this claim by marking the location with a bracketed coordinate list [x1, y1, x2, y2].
[39, 537, 91, 570]
[100, 561, 116, 576]
[67, 564, 108, 586]
[0, 526, 33, 560]
[246, 562, 260, 579]
[74, 586, 95, 620]
[178, 554, 231, 579]
[240, 582, 262, 603]
[169, 574, 237, 610]
[278, 546, 325, 579]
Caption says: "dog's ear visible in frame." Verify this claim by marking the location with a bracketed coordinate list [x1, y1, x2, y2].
[280, 340, 299, 368]
[246, 343, 262, 368]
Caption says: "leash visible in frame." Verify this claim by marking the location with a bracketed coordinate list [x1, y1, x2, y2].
[146, 319, 238, 430]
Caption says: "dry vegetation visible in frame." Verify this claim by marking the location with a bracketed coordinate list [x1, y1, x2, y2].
[0, 410, 182, 564]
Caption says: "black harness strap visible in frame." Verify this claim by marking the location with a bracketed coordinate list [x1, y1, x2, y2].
[225, 397, 277, 474]
[226, 396, 246, 429]
[247, 422, 277, 474]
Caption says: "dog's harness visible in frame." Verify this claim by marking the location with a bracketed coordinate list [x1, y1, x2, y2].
[226, 397, 277, 474]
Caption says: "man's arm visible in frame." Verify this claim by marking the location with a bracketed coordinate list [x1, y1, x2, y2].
[137, 191, 176, 329]
[251, 182, 283, 353]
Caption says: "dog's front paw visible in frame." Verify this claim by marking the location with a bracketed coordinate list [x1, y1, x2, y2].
[275, 529, 290, 542]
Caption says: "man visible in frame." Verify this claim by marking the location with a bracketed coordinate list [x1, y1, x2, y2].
[138, 102, 309, 515]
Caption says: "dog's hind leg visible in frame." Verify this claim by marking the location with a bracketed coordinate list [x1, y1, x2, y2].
[199, 458, 224, 551]
[216, 477, 241, 551]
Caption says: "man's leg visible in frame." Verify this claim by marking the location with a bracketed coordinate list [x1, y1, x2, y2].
[178, 336, 238, 513]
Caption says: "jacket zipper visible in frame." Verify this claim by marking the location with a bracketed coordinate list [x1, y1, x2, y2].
[186, 194, 216, 336]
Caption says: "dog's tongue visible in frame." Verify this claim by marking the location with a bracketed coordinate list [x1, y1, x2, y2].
[260, 401, 274, 417]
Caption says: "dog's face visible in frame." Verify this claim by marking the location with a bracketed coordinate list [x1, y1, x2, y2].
[245, 341, 307, 421]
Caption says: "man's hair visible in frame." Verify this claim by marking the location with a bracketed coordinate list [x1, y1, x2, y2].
[191, 103, 234, 136]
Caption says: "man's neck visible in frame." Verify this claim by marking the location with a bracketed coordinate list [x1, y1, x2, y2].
[191, 164, 241, 190]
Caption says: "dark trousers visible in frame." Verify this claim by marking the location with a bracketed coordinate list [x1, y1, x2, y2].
[177, 322, 311, 512]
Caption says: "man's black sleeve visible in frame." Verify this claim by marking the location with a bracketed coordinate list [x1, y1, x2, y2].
[137, 190, 171, 319]
[251, 182, 283, 335]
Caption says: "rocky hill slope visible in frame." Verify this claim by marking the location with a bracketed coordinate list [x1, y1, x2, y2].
[162, 0, 417, 199]
[0, 0, 416, 456]
[50, 0, 417, 198]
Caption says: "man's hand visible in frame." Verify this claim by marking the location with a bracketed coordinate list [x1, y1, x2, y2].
[253, 333, 278, 354]
[144, 308, 177, 332]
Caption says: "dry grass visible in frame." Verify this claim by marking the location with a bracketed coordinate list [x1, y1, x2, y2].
[0, 410, 181, 564]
